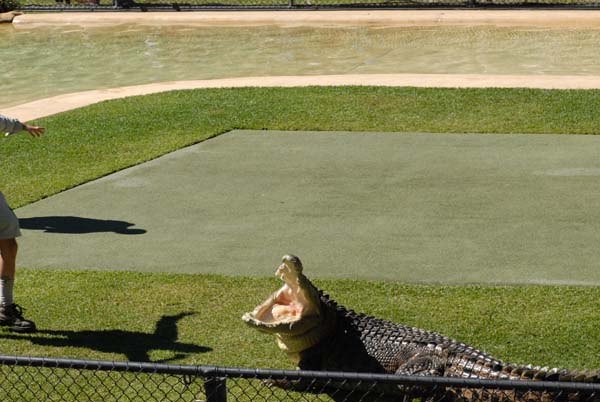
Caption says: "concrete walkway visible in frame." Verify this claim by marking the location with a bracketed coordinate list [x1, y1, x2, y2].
[12, 10, 600, 28]
[16, 130, 600, 285]
[8, 74, 600, 122]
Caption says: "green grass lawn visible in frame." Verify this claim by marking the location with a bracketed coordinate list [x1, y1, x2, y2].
[2, 86, 600, 372]
[4, 268, 600, 371]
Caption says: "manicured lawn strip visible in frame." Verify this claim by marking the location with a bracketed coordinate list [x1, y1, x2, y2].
[4, 86, 600, 207]
[3, 86, 599, 396]
[3, 268, 599, 370]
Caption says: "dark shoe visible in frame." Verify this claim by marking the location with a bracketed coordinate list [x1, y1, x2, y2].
[0, 304, 36, 333]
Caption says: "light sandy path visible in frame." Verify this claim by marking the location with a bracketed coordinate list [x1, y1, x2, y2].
[6, 74, 600, 121]
[12, 10, 600, 28]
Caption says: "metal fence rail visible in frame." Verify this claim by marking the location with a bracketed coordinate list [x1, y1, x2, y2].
[1, 354, 600, 402]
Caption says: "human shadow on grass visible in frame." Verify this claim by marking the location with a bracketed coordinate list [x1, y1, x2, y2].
[0, 312, 209, 362]
[19, 216, 146, 235]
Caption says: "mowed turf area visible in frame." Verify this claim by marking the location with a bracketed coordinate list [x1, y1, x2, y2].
[4, 87, 600, 373]
[15, 129, 600, 285]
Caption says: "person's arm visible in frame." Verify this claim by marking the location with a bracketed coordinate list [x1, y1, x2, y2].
[0, 114, 44, 137]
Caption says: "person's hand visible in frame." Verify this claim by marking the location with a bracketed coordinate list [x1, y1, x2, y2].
[24, 124, 45, 137]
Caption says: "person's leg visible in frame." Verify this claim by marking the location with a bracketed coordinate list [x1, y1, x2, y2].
[0, 191, 19, 310]
[0, 191, 35, 332]
[0, 191, 20, 288]
[0, 238, 17, 306]
[0, 237, 35, 332]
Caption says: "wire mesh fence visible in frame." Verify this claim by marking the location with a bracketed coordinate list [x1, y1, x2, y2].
[16, 0, 465, 10]
[13, 0, 600, 11]
[1, 355, 600, 402]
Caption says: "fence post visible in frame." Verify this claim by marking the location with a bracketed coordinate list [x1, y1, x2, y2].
[204, 377, 227, 402]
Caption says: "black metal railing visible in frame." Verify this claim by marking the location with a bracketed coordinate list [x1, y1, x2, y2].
[1, 355, 600, 402]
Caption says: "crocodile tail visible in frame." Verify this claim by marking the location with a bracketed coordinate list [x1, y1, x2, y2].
[446, 355, 600, 382]
[447, 358, 600, 402]
[499, 365, 600, 383]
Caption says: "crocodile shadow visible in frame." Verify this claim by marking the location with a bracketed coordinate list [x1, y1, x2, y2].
[0, 312, 209, 362]
[19, 216, 146, 235]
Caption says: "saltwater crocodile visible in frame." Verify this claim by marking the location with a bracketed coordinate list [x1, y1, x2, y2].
[242, 255, 600, 402]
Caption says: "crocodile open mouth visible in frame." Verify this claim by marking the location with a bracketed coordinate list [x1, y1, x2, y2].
[242, 255, 321, 334]
[245, 285, 303, 328]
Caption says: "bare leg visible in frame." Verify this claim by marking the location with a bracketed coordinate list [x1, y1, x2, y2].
[0, 238, 18, 280]
[0, 238, 17, 307]
[0, 238, 34, 332]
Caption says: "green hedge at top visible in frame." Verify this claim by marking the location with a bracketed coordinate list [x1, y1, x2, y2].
[1, 0, 20, 11]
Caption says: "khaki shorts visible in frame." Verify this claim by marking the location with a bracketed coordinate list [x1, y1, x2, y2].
[0, 191, 21, 239]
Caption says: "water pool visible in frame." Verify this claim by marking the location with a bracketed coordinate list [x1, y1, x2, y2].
[2, 22, 600, 109]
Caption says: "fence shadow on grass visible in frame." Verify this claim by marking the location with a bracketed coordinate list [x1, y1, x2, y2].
[19, 216, 147, 235]
[0, 312, 209, 362]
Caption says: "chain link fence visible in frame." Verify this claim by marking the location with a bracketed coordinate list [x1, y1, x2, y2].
[14, 0, 600, 11]
[2, 355, 600, 402]
[17, 0, 465, 10]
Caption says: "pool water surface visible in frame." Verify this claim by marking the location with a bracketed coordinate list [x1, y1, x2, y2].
[2, 23, 600, 108]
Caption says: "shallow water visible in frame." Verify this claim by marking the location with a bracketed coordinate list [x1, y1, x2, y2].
[2, 23, 600, 108]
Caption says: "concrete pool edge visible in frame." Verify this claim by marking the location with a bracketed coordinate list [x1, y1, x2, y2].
[12, 10, 600, 28]
[6, 74, 600, 122]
